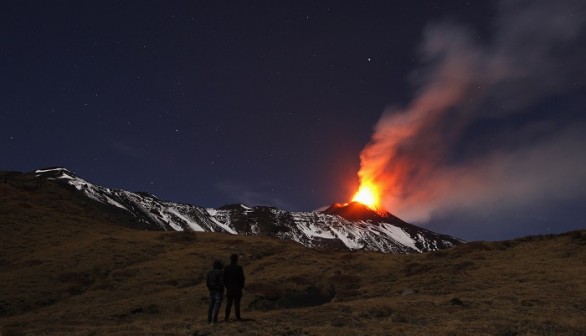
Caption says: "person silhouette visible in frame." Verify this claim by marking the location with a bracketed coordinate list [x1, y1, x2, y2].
[206, 260, 224, 324]
[224, 254, 245, 322]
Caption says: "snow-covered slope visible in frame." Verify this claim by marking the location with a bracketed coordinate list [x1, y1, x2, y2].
[34, 168, 463, 253]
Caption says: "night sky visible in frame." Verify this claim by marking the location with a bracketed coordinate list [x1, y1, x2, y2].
[2, 1, 585, 241]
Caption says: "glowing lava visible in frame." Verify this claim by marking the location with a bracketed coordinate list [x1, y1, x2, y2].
[351, 181, 380, 209]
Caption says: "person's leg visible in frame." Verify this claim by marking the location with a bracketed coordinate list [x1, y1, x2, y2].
[234, 291, 242, 320]
[212, 291, 223, 323]
[207, 291, 214, 323]
[225, 294, 234, 321]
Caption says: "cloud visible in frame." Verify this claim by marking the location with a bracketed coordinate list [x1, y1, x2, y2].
[357, 0, 586, 229]
[393, 124, 586, 222]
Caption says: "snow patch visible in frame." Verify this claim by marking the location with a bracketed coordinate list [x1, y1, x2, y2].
[378, 224, 421, 252]
[168, 208, 204, 232]
[329, 225, 363, 250]
[208, 215, 237, 234]
[105, 197, 129, 211]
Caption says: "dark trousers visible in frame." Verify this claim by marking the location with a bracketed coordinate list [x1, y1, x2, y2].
[225, 290, 242, 320]
[208, 290, 223, 323]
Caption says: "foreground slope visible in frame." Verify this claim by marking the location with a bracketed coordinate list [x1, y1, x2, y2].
[1, 170, 585, 336]
[32, 168, 462, 253]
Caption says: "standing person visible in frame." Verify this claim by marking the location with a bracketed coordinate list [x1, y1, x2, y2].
[206, 260, 224, 324]
[224, 253, 245, 322]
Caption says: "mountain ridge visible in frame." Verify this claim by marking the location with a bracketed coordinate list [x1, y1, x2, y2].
[28, 167, 463, 253]
[2, 168, 585, 336]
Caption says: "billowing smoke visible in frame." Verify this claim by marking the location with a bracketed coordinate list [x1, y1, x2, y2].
[358, 0, 586, 224]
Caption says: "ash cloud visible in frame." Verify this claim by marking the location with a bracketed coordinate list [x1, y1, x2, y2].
[360, 0, 586, 231]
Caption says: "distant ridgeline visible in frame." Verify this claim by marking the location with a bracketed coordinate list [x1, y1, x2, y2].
[11, 168, 464, 253]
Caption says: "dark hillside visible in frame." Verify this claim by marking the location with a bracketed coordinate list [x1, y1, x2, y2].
[1, 171, 585, 335]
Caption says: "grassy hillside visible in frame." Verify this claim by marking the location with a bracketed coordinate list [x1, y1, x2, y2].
[1, 171, 585, 336]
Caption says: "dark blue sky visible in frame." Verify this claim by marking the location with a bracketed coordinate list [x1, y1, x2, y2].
[2, 1, 585, 241]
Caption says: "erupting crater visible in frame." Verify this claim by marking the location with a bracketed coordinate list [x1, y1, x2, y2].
[323, 201, 390, 221]
[323, 181, 391, 221]
[351, 182, 380, 210]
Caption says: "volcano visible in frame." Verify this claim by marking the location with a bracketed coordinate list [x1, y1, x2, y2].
[323, 201, 391, 221]
[9, 168, 464, 253]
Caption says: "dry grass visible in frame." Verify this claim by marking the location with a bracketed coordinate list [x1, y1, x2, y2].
[1, 172, 585, 335]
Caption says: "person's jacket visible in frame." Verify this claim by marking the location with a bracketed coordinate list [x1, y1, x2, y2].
[224, 263, 245, 294]
[206, 269, 224, 292]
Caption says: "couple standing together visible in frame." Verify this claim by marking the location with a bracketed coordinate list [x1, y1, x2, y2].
[206, 253, 245, 324]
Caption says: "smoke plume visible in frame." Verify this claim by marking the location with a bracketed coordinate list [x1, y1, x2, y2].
[359, 0, 586, 224]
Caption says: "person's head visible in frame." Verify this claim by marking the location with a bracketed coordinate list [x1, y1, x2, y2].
[213, 259, 223, 270]
[230, 254, 238, 264]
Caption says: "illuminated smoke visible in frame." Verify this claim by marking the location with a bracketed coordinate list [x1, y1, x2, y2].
[357, 0, 586, 223]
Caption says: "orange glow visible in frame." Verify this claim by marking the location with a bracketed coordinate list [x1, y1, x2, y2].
[351, 181, 380, 209]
